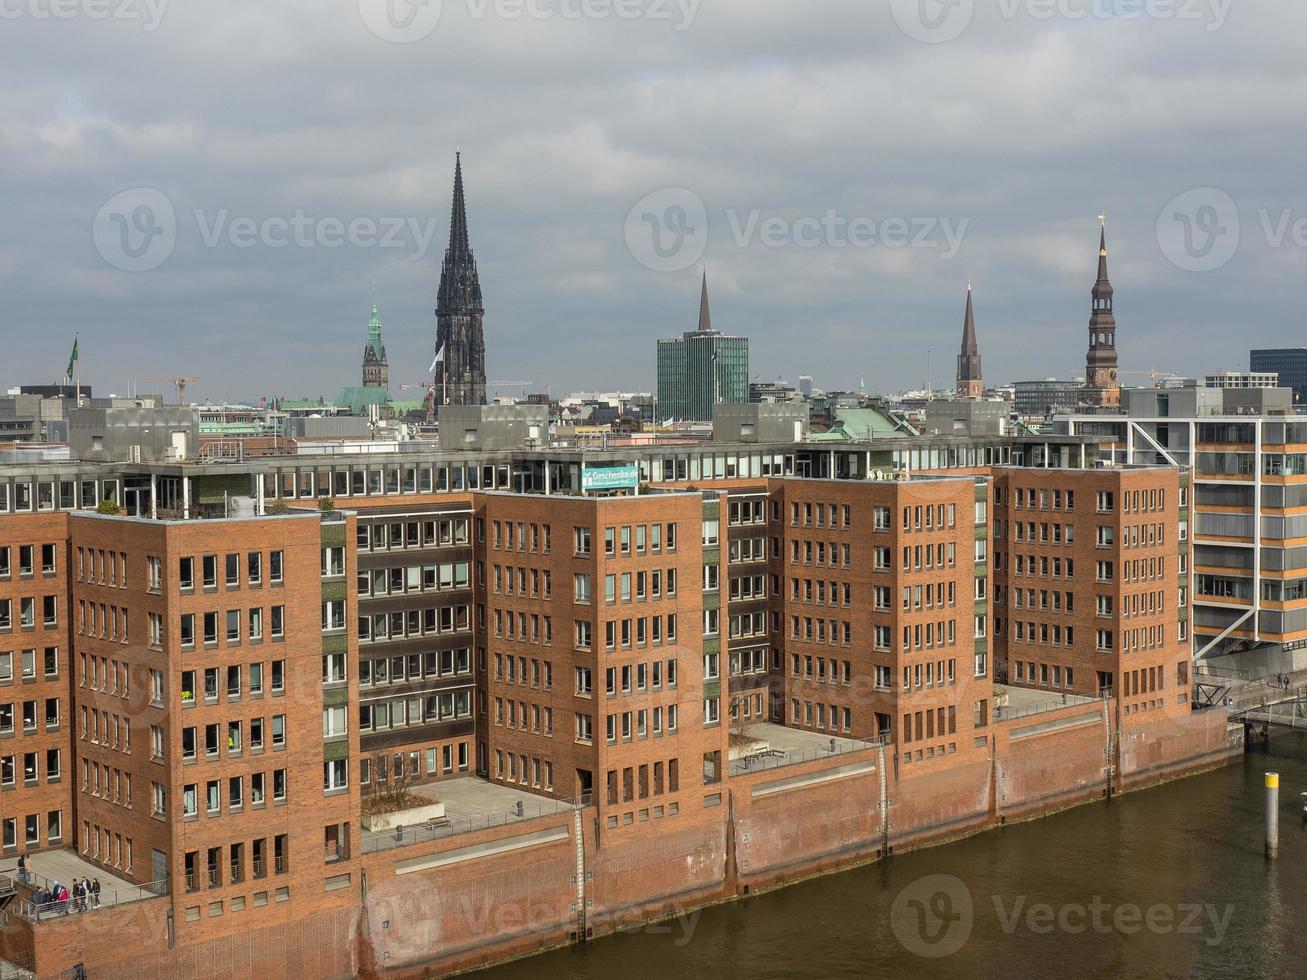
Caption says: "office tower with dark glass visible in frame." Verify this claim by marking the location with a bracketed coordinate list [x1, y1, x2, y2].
[1251, 348, 1307, 408]
[656, 273, 749, 422]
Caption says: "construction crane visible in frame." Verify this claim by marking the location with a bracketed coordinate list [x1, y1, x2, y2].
[142, 376, 200, 405]
[1119, 370, 1180, 389]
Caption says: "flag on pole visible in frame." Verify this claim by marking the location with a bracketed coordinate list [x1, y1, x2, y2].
[65, 336, 79, 381]
[429, 345, 445, 374]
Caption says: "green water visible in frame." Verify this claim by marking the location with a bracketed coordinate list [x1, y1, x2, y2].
[479, 733, 1307, 979]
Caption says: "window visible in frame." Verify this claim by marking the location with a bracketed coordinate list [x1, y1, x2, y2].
[324, 759, 348, 791]
[225, 554, 240, 587]
[702, 519, 719, 546]
[323, 706, 347, 738]
[272, 714, 286, 747]
[573, 574, 592, 603]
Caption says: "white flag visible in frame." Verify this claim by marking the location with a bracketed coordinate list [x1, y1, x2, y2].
[429, 345, 445, 373]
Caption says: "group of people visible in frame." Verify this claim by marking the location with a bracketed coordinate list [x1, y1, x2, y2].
[1275, 673, 1296, 692]
[20, 872, 102, 917]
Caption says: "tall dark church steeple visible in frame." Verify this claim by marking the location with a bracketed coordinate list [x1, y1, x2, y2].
[956, 282, 983, 398]
[435, 151, 487, 406]
[1083, 216, 1120, 409]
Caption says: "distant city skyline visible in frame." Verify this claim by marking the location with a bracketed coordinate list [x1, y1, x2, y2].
[4, 4, 1302, 401]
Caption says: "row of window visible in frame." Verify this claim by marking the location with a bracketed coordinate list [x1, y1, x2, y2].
[792, 699, 853, 733]
[178, 606, 286, 648]
[1004, 486, 1077, 512]
[493, 697, 554, 735]
[791, 501, 853, 529]
[355, 561, 469, 598]
[573, 614, 680, 651]
[182, 835, 288, 893]
[178, 715, 287, 760]
[0, 646, 58, 685]
[489, 564, 551, 599]
[489, 520, 551, 554]
[360, 648, 471, 687]
[597, 657, 680, 696]
[0, 479, 119, 514]
[2, 811, 63, 851]
[0, 596, 58, 632]
[360, 605, 471, 642]
[0, 748, 61, 786]
[605, 758, 681, 805]
[358, 516, 471, 552]
[489, 608, 554, 645]
[789, 655, 855, 685]
[171, 551, 285, 592]
[179, 661, 286, 705]
[79, 759, 128, 806]
[0, 543, 58, 578]
[598, 568, 679, 604]
[0, 695, 60, 735]
[182, 770, 289, 817]
[902, 705, 959, 743]
[359, 690, 472, 732]
[493, 750, 555, 791]
[359, 743, 470, 785]
[81, 822, 132, 876]
[1012, 661, 1077, 689]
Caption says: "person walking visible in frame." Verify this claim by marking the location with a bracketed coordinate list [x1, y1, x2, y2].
[16, 854, 27, 885]
[91, 877, 101, 909]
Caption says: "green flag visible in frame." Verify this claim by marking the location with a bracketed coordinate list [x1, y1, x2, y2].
[65, 337, 78, 381]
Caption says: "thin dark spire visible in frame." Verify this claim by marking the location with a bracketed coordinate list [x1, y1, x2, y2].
[1097, 219, 1110, 284]
[437, 150, 483, 315]
[698, 269, 712, 333]
[961, 281, 978, 356]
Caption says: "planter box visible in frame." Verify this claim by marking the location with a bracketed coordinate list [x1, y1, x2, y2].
[728, 738, 769, 761]
[361, 801, 445, 832]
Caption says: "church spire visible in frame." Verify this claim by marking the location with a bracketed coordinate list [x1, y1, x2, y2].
[956, 281, 983, 398]
[437, 150, 483, 315]
[698, 269, 713, 333]
[434, 150, 488, 406]
[1083, 215, 1120, 409]
[362, 285, 388, 389]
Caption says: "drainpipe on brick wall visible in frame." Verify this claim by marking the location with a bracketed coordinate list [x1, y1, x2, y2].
[725, 790, 738, 894]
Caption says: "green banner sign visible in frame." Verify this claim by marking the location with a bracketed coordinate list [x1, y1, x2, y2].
[582, 464, 639, 492]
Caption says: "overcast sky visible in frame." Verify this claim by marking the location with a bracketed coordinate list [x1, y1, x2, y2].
[3, 0, 1303, 403]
